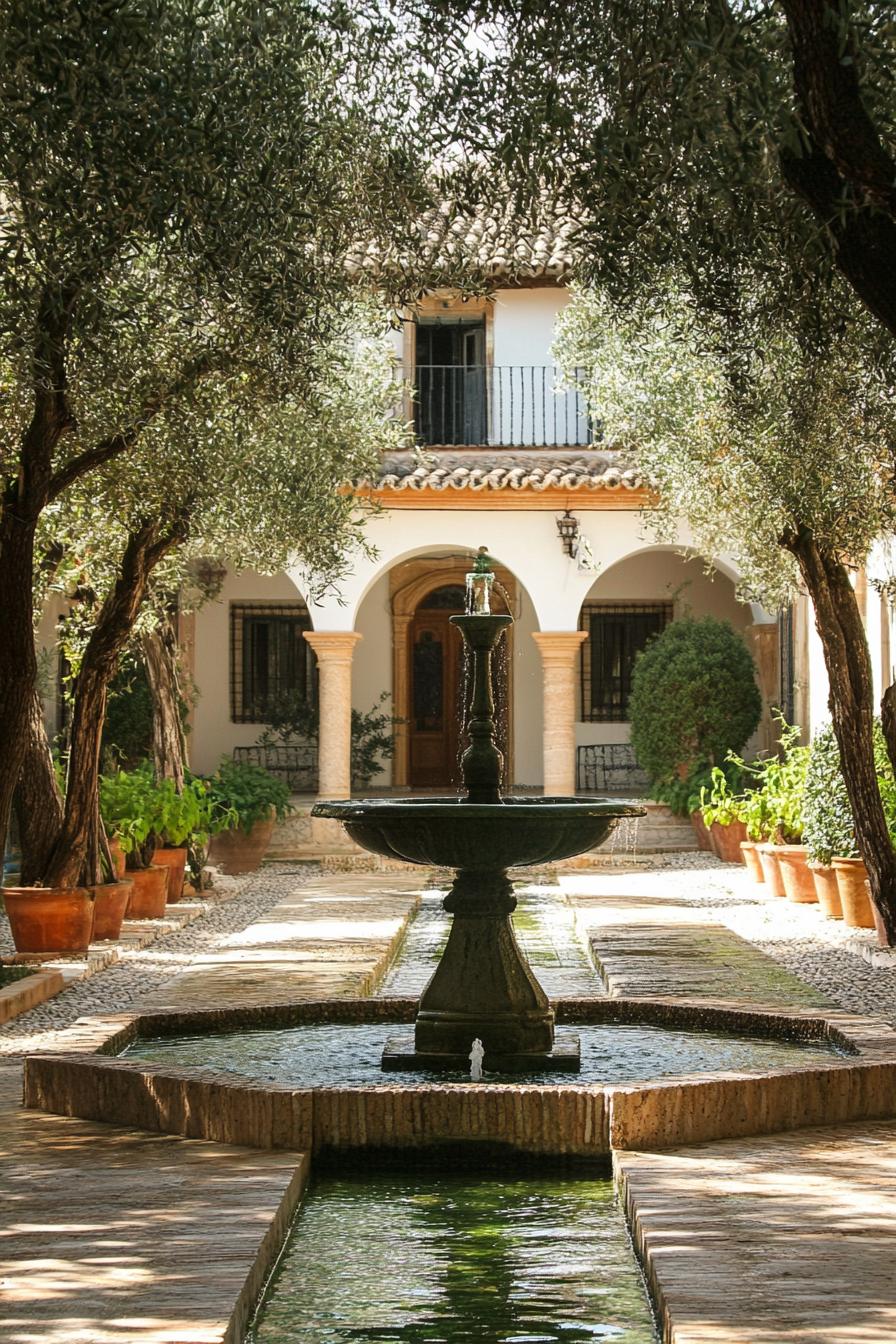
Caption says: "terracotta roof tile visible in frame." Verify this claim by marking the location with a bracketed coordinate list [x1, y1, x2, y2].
[369, 449, 642, 493]
[347, 200, 582, 283]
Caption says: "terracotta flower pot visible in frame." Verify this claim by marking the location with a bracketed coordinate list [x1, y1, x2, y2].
[152, 847, 187, 903]
[832, 857, 875, 928]
[2, 886, 96, 954]
[757, 843, 786, 897]
[108, 836, 127, 880]
[125, 865, 169, 919]
[774, 845, 817, 904]
[208, 813, 275, 875]
[690, 811, 713, 852]
[89, 880, 133, 941]
[740, 840, 765, 883]
[710, 819, 748, 864]
[806, 862, 842, 918]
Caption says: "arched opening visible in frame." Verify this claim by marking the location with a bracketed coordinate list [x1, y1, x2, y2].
[396, 564, 514, 790]
[575, 548, 765, 779]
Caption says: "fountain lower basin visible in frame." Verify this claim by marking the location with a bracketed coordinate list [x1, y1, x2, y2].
[121, 1015, 843, 1088]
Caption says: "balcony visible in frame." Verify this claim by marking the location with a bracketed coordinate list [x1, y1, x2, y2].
[412, 365, 592, 448]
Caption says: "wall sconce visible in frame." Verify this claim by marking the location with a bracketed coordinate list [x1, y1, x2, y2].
[191, 556, 228, 597]
[556, 510, 580, 557]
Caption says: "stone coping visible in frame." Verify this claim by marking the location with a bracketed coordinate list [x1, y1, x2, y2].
[22, 994, 896, 1157]
[0, 966, 64, 1025]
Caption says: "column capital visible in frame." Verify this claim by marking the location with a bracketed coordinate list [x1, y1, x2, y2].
[531, 631, 588, 666]
[303, 631, 363, 662]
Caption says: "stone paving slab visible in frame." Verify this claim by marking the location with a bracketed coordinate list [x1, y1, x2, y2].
[0, 1063, 307, 1344]
[140, 873, 423, 1012]
[570, 890, 829, 1007]
[617, 1119, 896, 1343]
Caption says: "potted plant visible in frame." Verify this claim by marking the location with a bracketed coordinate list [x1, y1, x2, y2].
[99, 767, 169, 919]
[802, 725, 853, 919]
[699, 766, 748, 863]
[763, 724, 814, 903]
[149, 775, 212, 902]
[205, 758, 291, 875]
[737, 785, 771, 883]
[803, 721, 896, 932]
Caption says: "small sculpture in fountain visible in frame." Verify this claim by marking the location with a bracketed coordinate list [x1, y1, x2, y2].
[312, 546, 645, 1074]
[469, 1038, 485, 1082]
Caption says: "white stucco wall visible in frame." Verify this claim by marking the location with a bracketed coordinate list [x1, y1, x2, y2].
[190, 568, 310, 775]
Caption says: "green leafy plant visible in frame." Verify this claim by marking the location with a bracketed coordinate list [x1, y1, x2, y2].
[629, 616, 762, 786]
[255, 690, 402, 789]
[651, 758, 743, 819]
[700, 767, 742, 828]
[802, 725, 857, 866]
[100, 763, 213, 868]
[204, 758, 292, 835]
[725, 719, 809, 844]
[803, 721, 896, 865]
[350, 694, 401, 790]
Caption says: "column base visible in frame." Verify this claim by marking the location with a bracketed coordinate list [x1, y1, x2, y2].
[381, 1033, 581, 1074]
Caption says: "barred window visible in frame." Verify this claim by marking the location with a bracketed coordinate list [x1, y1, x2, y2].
[579, 602, 673, 722]
[230, 602, 315, 723]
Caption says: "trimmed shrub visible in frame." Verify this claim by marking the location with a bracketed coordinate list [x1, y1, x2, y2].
[629, 616, 761, 784]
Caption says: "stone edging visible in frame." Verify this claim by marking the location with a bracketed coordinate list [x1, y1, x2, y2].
[21, 994, 896, 1157]
[0, 967, 65, 1025]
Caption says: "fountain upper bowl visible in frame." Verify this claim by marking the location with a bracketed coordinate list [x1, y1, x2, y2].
[311, 796, 646, 869]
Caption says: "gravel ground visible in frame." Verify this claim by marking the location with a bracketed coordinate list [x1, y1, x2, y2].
[573, 852, 896, 1026]
[0, 866, 316, 1058]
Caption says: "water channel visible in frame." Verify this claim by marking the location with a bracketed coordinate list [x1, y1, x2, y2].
[245, 1170, 659, 1344]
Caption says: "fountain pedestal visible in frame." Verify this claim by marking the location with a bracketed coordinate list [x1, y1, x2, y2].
[382, 867, 580, 1072]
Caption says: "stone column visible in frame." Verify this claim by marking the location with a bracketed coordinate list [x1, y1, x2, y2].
[303, 632, 362, 799]
[532, 631, 588, 796]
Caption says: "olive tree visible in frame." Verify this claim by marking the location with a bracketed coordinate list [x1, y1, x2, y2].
[556, 288, 896, 941]
[0, 0, 433, 867]
[24, 323, 401, 886]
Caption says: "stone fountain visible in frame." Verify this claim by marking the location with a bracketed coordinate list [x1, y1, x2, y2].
[312, 549, 645, 1073]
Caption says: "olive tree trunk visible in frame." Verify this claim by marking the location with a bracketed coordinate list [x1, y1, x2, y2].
[785, 527, 896, 943]
[14, 687, 65, 885]
[141, 611, 187, 789]
[41, 516, 187, 888]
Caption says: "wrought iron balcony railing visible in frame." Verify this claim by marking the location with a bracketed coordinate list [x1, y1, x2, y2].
[411, 365, 592, 448]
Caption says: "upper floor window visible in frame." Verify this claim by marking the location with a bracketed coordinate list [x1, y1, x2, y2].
[412, 315, 591, 448]
[230, 602, 315, 723]
[580, 602, 673, 723]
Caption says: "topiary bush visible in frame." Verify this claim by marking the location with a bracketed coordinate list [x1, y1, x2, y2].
[629, 616, 761, 784]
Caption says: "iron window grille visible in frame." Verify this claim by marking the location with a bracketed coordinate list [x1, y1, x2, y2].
[230, 602, 316, 724]
[579, 601, 673, 723]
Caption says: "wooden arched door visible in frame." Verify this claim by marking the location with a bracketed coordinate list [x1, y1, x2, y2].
[408, 584, 509, 790]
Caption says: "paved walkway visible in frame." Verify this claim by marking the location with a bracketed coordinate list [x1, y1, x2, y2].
[141, 871, 422, 1012]
[0, 867, 424, 1343]
[571, 887, 829, 1006]
[618, 1120, 896, 1343]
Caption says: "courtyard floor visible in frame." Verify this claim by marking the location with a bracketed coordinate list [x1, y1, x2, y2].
[2, 853, 896, 1342]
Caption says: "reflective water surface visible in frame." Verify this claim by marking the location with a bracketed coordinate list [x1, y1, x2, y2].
[246, 1171, 658, 1343]
[123, 1019, 837, 1087]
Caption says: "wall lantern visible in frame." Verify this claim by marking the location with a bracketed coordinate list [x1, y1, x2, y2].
[556, 510, 580, 557]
